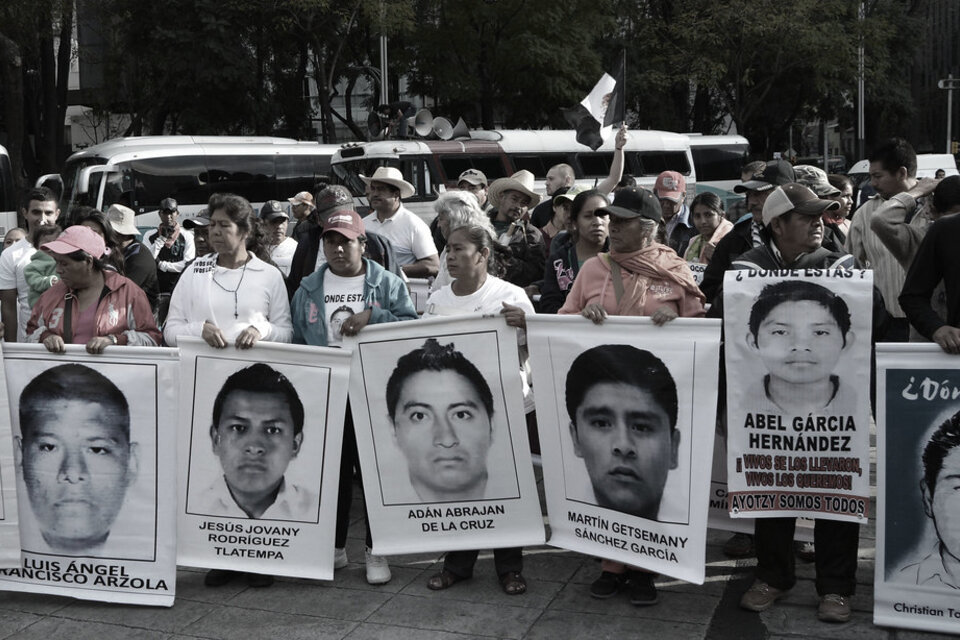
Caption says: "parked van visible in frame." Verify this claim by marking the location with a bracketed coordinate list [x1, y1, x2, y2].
[45, 136, 339, 227]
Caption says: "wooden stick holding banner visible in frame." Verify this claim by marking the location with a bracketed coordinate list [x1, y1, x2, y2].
[345, 315, 544, 556]
[527, 314, 720, 584]
[0, 345, 179, 606]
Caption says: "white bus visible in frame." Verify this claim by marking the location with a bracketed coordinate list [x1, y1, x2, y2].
[684, 133, 750, 212]
[47, 136, 340, 226]
[330, 129, 697, 220]
[0, 145, 18, 234]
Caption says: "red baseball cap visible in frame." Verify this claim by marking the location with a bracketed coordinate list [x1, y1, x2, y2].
[42, 225, 106, 259]
[654, 171, 687, 202]
[321, 210, 365, 240]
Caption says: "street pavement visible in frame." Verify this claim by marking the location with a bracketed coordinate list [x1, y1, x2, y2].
[0, 476, 955, 640]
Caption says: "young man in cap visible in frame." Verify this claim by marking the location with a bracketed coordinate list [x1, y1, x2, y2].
[182, 209, 213, 258]
[487, 170, 546, 289]
[0, 187, 60, 342]
[146, 197, 195, 322]
[360, 167, 439, 278]
[846, 137, 921, 341]
[458, 169, 491, 211]
[260, 200, 298, 278]
[288, 191, 316, 242]
[654, 170, 695, 256]
[106, 204, 159, 313]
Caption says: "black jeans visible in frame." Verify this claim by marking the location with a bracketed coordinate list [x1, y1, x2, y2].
[443, 547, 523, 579]
[754, 517, 859, 596]
[335, 404, 372, 549]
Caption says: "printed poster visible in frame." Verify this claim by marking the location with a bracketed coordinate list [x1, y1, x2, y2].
[724, 270, 873, 522]
[0, 345, 179, 606]
[177, 338, 349, 581]
[0, 342, 21, 567]
[875, 345, 960, 634]
[346, 315, 545, 555]
[528, 315, 721, 584]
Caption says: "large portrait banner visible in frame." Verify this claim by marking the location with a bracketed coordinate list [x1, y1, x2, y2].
[0, 343, 21, 567]
[177, 338, 349, 581]
[723, 270, 873, 522]
[875, 345, 960, 634]
[527, 315, 721, 584]
[346, 315, 544, 555]
[0, 345, 178, 606]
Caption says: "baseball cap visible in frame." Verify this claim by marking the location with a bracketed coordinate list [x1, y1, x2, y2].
[159, 197, 178, 212]
[654, 171, 686, 202]
[288, 191, 315, 208]
[793, 165, 841, 197]
[42, 224, 106, 259]
[734, 160, 796, 193]
[321, 209, 365, 240]
[259, 200, 288, 221]
[553, 186, 585, 205]
[183, 208, 211, 229]
[605, 187, 663, 223]
[315, 185, 354, 217]
[762, 183, 841, 225]
[458, 169, 488, 187]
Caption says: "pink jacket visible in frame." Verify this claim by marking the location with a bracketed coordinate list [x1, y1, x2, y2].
[28, 270, 162, 346]
[558, 245, 705, 318]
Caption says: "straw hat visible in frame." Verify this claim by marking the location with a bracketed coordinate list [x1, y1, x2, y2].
[359, 167, 415, 199]
[487, 170, 542, 209]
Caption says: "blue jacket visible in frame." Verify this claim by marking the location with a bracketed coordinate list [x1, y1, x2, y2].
[291, 258, 417, 346]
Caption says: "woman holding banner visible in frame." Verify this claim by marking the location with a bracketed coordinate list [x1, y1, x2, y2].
[558, 186, 705, 605]
[421, 223, 534, 596]
[291, 208, 417, 585]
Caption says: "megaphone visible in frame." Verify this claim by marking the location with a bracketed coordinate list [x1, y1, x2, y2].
[412, 108, 434, 137]
[367, 112, 385, 140]
[433, 117, 454, 140]
[450, 117, 470, 139]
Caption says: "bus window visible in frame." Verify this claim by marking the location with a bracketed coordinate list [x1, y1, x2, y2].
[102, 169, 135, 211]
[205, 155, 275, 203]
[632, 151, 692, 177]
[691, 145, 748, 181]
[402, 158, 433, 200]
[439, 156, 508, 183]
[577, 153, 613, 178]
[0, 152, 16, 212]
[511, 153, 571, 178]
[277, 155, 330, 197]
[130, 155, 208, 211]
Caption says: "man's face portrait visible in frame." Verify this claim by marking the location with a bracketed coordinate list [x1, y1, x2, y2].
[749, 300, 848, 385]
[392, 370, 493, 501]
[570, 381, 679, 520]
[924, 446, 960, 564]
[17, 399, 138, 553]
[211, 391, 301, 503]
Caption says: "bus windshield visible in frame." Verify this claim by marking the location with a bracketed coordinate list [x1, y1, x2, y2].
[61, 156, 108, 211]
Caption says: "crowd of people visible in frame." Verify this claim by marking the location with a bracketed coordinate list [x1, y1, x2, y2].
[3, 132, 960, 624]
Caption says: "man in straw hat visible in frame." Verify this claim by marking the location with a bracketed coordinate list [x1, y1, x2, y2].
[360, 167, 439, 277]
[106, 204, 159, 313]
[487, 170, 546, 289]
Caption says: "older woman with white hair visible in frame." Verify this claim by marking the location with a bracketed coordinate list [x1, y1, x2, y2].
[429, 191, 499, 293]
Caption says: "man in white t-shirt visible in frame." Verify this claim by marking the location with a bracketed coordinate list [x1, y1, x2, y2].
[1, 187, 60, 342]
[360, 167, 439, 278]
[259, 200, 298, 278]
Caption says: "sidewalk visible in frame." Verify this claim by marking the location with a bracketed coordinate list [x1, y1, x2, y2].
[0, 480, 953, 640]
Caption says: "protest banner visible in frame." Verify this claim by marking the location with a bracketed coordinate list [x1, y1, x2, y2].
[688, 262, 706, 286]
[346, 315, 544, 555]
[0, 345, 178, 606]
[0, 343, 20, 567]
[527, 315, 720, 584]
[874, 344, 960, 634]
[723, 270, 872, 522]
[177, 338, 349, 580]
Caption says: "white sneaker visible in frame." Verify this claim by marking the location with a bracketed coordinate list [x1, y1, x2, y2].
[334, 547, 348, 569]
[365, 547, 392, 584]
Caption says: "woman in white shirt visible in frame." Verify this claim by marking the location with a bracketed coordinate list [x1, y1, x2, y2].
[164, 193, 292, 349]
[422, 224, 533, 596]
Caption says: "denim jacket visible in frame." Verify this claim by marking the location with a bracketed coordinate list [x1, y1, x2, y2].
[291, 258, 417, 346]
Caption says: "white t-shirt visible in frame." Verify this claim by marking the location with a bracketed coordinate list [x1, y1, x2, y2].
[0, 238, 37, 342]
[322, 270, 365, 347]
[423, 275, 534, 318]
[269, 237, 298, 277]
[363, 205, 437, 266]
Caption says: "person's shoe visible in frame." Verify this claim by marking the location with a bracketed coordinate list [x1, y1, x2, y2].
[246, 572, 275, 588]
[365, 547, 392, 585]
[589, 571, 626, 599]
[723, 533, 755, 558]
[203, 569, 240, 587]
[818, 594, 851, 623]
[427, 569, 469, 590]
[627, 571, 659, 606]
[334, 547, 349, 569]
[794, 540, 816, 562]
[740, 580, 788, 612]
[498, 571, 527, 595]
